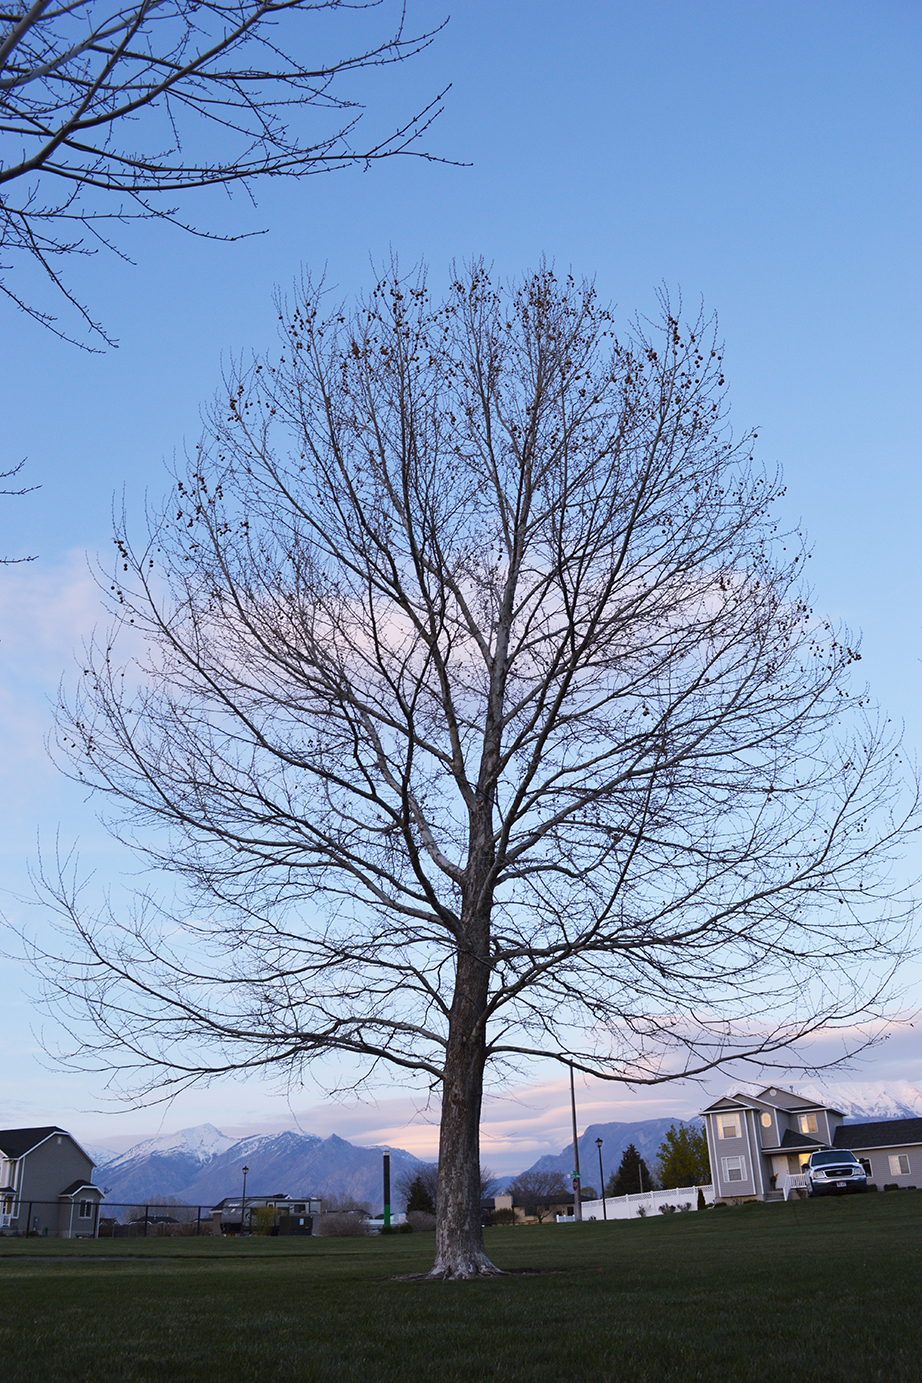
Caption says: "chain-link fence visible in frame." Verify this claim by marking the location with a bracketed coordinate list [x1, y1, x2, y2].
[0, 1198, 319, 1239]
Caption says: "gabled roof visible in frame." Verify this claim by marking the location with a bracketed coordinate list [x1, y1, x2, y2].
[701, 1097, 749, 1113]
[59, 1180, 101, 1197]
[702, 1088, 846, 1118]
[834, 1118, 922, 1151]
[0, 1127, 68, 1158]
[0, 1126, 96, 1166]
[768, 1129, 825, 1152]
[754, 1087, 843, 1114]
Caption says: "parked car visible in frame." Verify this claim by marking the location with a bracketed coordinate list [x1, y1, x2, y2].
[803, 1149, 868, 1197]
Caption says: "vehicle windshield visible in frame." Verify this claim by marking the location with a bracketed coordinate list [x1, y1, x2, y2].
[811, 1151, 859, 1166]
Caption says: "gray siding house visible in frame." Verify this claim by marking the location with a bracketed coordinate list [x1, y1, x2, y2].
[834, 1118, 922, 1189]
[702, 1088, 922, 1201]
[0, 1126, 102, 1237]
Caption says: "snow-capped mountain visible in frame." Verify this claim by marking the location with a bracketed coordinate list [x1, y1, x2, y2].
[80, 1142, 119, 1168]
[719, 1080, 922, 1123]
[792, 1081, 922, 1123]
[93, 1124, 424, 1208]
[99, 1123, 237, 1170]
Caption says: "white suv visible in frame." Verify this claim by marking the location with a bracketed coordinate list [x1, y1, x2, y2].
[803, 1149, 868, 1197]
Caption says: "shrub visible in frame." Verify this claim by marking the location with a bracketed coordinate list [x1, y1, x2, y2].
[697, 1188, 707, 1211]
[317, 1212, 371, 1237]
[636, 1206, 647, 1218]
[658, 1204, 677, 1214]
[379, 1222, 413, 1234]
[249, 1207, 278, 1236]
[407, 1211, 436, 1232]
[489, 1208, 515, 1226]
[883, 1184, 899, 1193]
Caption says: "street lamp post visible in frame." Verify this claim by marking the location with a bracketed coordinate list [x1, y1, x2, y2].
[240, 1165, 249, 1236]
[596, 1138, 607, 1221]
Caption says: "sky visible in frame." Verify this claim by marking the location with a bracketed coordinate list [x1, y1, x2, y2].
[1, 0, 920, 1174]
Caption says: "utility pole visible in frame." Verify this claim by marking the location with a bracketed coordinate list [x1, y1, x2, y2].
[570, 1063, 583, 1223]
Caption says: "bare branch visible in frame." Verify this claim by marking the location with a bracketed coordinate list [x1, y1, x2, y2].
[1, 0, 451, 341]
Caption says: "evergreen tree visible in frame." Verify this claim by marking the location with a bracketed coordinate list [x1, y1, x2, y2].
[605, 1143, 656, 1196]
[656, 1123, 711, 1189]
[404, 1174, 436, 1215]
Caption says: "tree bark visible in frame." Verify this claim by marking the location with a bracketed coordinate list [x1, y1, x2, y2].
[430, 928, 500, 1278]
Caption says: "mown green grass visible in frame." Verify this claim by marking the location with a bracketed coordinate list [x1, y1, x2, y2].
[1, 1192, 920, 1382]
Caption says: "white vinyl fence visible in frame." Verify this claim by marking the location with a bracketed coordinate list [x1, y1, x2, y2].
[572, 1185, 715, 1221]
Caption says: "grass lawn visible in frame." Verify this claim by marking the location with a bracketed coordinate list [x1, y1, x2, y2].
[1, 1192, 920, 1381]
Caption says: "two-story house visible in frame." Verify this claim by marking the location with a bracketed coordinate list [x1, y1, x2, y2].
[0, 1126, 102, 1237]
[702, 1088, 922, 1201]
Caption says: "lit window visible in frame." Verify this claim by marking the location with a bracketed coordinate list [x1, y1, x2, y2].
[721, 1156, 746, 1184]
[798, 1114, 818, 1134]
[889, 1155, 910, 1177]
[718, 1115, 741, 1139]
[761, 1113, 772, 1128]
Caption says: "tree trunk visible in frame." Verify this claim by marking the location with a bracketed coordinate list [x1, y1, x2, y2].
[429, 944, 500, 1279]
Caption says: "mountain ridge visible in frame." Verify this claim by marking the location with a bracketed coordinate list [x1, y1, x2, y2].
[93, 1125, 426, 1208]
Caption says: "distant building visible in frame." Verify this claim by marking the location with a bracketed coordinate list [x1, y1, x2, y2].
[0, 1126, 102, 1237]
[702, 1088, 922, 1201]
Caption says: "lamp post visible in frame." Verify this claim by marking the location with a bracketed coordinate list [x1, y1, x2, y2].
[596, 1137, 607, 1221]
[240, 1164, 249, 1236]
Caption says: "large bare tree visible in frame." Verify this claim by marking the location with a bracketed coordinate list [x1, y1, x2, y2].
[43, 264, 916, 1277]
[0, 0, 446, 343]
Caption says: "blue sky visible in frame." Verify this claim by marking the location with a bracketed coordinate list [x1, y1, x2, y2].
[1, 0, 920, 1169]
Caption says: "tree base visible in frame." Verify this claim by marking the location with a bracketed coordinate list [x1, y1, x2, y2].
[426, 1260, 506, 1281]
[393, 1248, 504, 1281]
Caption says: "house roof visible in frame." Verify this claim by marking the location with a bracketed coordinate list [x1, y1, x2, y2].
[763, 1129, 826, 1153]
[834, 1118, 922, 1151]
[59, 1180, 101, 1197]
[702, 1089, 845, 1118]
[211, 1193, 296, 1210]
[753, 1087, 844, 1115]
[0, 1126, 70, 1159]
